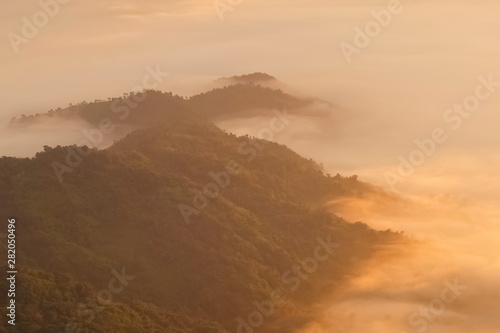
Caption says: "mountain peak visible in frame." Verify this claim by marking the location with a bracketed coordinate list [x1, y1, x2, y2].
[216, 72, 278, 85]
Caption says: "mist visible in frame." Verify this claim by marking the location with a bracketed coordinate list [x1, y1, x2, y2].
[1, 116, 133, 157]
[292, 190, 500, 333]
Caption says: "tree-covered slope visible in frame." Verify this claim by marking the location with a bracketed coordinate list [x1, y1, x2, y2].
[187, 84, 311, 118]
[0, 92, 398, 333]
[9, 74, 319, 129]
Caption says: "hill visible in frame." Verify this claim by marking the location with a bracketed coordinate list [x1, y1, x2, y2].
[187, 84, 312, 118]
[8, 74, 326, 130]
[0, 109, 399, 332]
[214, 73, 279, 86]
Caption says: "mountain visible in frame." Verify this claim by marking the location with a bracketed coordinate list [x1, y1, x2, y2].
[214, 73, 279, 86]
[8, 74, 329, 131]
[0, 80, 400, 333]
[8, 91, 191, 129]
[187, 84, 312, 119]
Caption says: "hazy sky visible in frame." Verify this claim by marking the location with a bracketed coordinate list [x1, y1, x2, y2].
[2, 0, 499, 112]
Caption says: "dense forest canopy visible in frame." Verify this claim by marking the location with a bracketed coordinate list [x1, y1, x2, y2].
[1, 76, 401, 333]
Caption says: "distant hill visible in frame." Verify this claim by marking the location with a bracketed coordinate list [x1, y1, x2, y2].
[188, 84, 313, 118]
[8, 91, 190, 129]
[214, 72, 278, 86]
[0, 102, 399, 332]
[8, 74, 330, 130]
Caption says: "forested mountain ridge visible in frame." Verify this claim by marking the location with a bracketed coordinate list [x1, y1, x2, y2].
[0, 82, 400, 333]
[215, 73, 278, 85]
[8, 74, 327, 129]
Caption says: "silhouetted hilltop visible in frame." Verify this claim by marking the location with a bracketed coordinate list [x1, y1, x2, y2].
[8, 74, 327, 129]
[215, 72, 278, 85]
[188, 83, 312, 118]
[8, 90, 190, 128]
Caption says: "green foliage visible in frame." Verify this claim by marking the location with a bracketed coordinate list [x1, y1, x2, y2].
[0, 91, 400, 332]
[8, 82, 311, 129]
[188, 84, 309, 117]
